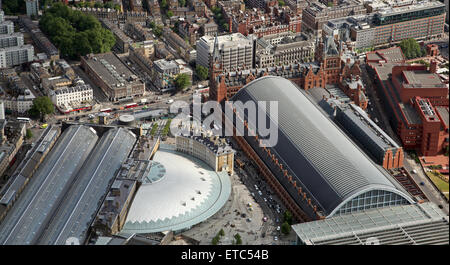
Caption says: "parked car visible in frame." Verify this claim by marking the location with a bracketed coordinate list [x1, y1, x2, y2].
[420, 181, 425, 186]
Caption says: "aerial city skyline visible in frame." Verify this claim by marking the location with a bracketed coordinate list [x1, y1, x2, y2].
[0, 0, 448, 252]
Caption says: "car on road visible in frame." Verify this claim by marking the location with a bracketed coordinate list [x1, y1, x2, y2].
[246, 218, 252, 222]
[274, 236, 278, 241]
[412, 169, 418, 174]
[263, 198, 267, 203]
[276, 218, 280, 223]
[263, 217, 268, 222]
[258, 191, 263, 196]
[276, 226, 280, 231]
[420, 181, 425, 186]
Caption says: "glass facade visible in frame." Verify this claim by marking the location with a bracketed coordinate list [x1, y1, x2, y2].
[373, 6, 445, 26]
[336, 190, 410, 215]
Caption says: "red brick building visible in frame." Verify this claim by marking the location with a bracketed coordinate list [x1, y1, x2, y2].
[338, 59, 368, 110]
[209, 36, 368, 106]
[367, 47, 449, 156]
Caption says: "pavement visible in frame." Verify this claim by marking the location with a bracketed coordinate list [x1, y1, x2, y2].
[182, 145, 296, 245]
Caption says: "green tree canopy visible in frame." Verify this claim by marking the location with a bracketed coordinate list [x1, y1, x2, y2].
[153, 25, 163, 37]
[234, 233, 242, 245]
[399, 38, 425, 59]
[25, 129, 33, 140]
[179, 0, 186, 7]
[161, 0, 168, 10]
[211, 235, 220, 245]
[196, 65, 209, 80]
[278, 0, 285, 6]
[167, 10, 174, 18]
[222, 23, 229, 31]
[281, 221, 291, 235]
[283, 210, 293, 225]
[39, 3, 116, 59]
[29, 96, 54, 119]
[2, 0, 26, 15]
[174, 73, 191, 91]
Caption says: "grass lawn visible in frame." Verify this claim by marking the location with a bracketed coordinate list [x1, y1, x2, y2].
[427, 172, 449, 199]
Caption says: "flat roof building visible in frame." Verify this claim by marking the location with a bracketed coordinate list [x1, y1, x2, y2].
[367, 47, 449, 155]
[81, 52, 145, 101]
[323, 0, 446, 49]
[196, 33, 254, 71]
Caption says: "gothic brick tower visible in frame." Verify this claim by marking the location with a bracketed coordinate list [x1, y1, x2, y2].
[318, 36, 342, 86]
[208, 34, 227, 102]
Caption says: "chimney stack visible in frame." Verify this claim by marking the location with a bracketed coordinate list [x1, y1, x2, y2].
[430, 60, 438, 74]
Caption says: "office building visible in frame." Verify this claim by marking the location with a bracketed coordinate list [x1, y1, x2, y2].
[196, 33, 254, 71]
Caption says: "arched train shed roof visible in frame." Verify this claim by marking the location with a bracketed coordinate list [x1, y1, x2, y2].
[230, 76, 414, 217]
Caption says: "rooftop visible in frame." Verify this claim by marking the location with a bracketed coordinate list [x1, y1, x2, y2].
[83, 53, 143, 89]
[122, 145, 231, 233]
[292, 202, 448, 245]
[231, 76, 413, 216]
[402, 71, 446, 87]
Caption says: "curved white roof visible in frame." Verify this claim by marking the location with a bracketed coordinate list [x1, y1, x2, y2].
[122, 145, 231, 233]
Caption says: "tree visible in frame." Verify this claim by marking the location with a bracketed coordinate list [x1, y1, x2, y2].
[167, 10, 174, 17]
[222, 23, 229, 31]
[211, 235, 220, 245]
[179, 0, 186, 6]
[281, 221, 291, 235]
[2, 0, 26, 15]
[399, 38, 424, 59]
[234, 233, 242, 245]
[196, 65, 209, 80]
[218, 229, 225, 237]
[278, 0, 285, 6]
[283, 210, 293, 225]
[25, 129, 33, 140]
[39, 3, 116, 59]
[29, 96, 54, 120]
[153, 25, 163, 37]
[174, 73, 191, 91]
[161, 0, 168, 10]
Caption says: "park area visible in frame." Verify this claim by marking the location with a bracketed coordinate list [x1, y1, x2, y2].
[427, 171, 449, 199]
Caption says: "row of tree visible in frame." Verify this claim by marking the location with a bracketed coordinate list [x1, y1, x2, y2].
[39, 3, 116, 59]
[73, 1, 121, 11]
[2, 0, 26, 15]
[211, 7, 229, 32]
